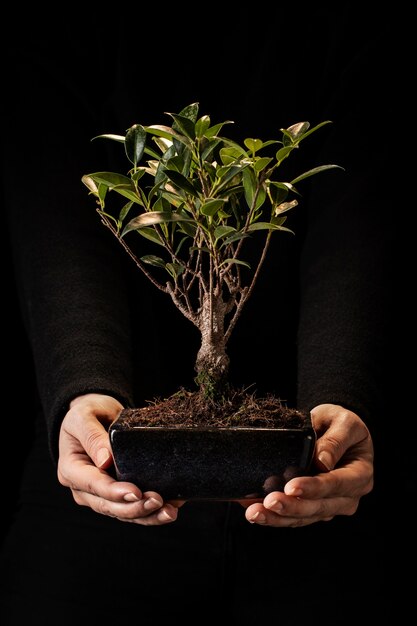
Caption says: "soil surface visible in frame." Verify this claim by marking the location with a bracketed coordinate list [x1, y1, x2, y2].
[119, 387, 310, 429]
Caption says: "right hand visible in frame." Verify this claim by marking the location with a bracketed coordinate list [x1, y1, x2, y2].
[57, 393, 181, 525]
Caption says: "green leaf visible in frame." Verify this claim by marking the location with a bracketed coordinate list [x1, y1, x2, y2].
[284, 122, 310, 141]
[242, 168, 256, 207]
[168, 113, 196, 140]
[195, 115, 210, 138]
[254, 185, 266, 211]
[91, 133, 125, 143]
[131, 168, 147, 183]
[218, 209, 231, 219]
[145, 125, 191, 148]
[261, 140, 280, 149]
[214, 225, 236, 241]
[164, 170, 199, 197]
[119, 201, 133, 222]
[176, 102, 199, 123]
[219, 137, 248, 156]
[98, 183, 108, 203]
[166, 262, 185, 279]
[125, 124, 146, 166]
[153, 136, 172, 154]
[290, 164, 344, 185]
[244, 138, 263, 153]
[141, 255, 166, 268]
[276, 146, 294, 162]
[135, 227, 164, 246]
[219, 146, 242, 166]
[271, 216, 287, 226]
[165, 155, 185, 173]
[86, 171, 132, 188]
[81, 175, 99, 194]
[295, 120, 333, 142]
[219, 231, 250, 248]
[274, 199, 298, 215]
[112, 184, 143, 205]
[254, 157, 273, 173]
[268, 180, 298, 195]
[144, 144, 161, 159]
[200, 199, 226, 216]
[205, 120, 234, 137]
[97, 210, 118, 225]
[85, 174, 143, 205]
[161, 190, 184, 208]
[175, 234, 191, 256]
[266, 182, 288, 205]
[216, 165, 243, 191]
[246, 221, 293, 232]
[178, 220, 198, 237]
[201, 138, 222, 162]
[219, 257, 251, 269]
[153, 195, 171, 212]
[122, 211, 192, 236]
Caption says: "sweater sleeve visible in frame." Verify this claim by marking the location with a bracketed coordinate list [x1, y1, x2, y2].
[296, 14, 395, 427]
[2, 23, 135, 463]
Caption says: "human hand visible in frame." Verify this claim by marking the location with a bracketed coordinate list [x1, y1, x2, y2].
[243, 403, 374, 527]
[57, 393, 181, 525]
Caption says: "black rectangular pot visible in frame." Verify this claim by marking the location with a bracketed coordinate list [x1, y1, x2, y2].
[109, 420, 316, 501]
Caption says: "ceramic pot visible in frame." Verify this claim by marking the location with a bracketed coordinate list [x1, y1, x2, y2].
[109, 414, 316, 500]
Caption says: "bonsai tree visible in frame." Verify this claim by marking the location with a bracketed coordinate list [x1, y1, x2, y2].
[82, 101, 340, 417]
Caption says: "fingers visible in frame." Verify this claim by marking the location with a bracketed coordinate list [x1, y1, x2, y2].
[65, 393, 123, 470]
[58, 394, 180, 525]
[60, 459, 179, 525]
[73, 484, 180, 525]
[286, 458, 374, 501]
[245, 498, 340, 528]
[311, 403, 374, 471]
[243, 404, 375, 528]
[245, 483, 361, 528]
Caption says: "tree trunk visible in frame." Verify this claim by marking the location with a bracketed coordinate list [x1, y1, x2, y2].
[194, 292, 230, 398]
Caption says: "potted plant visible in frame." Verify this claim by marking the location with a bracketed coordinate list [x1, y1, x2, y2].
[82, 102, 341, 500]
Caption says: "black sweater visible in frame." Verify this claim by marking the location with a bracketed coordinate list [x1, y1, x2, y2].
[2, 6, 394, 463]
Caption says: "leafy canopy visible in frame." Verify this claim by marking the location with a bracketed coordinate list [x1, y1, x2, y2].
[82, 102, 341, 382]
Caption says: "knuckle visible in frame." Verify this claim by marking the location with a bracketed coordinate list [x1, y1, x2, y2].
[344, 499, 360, 516]
[96, 497, 113, 517]
[56, 468, 68, 487]
[72, 490, 84, 506]
[363, 475, 374, 495]
[85, 429, 106, 455]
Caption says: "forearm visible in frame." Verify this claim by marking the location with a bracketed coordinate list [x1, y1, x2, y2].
[296, 167, 389, 426]
[2, 37, 135, 461]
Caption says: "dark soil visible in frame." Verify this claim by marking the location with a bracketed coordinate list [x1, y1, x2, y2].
[120, 387, 310, 429]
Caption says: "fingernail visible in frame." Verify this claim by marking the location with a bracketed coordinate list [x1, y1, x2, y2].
[143, 497, 161, 511]
[267, 499, 284, 512]
[318, 451, 332, 471]
[248, 511, 267, 524]
[286, 486, 303, 497]
[124, 492, 140, 502]
[97, 448, 111, 468]
[157, 509, 175, 522]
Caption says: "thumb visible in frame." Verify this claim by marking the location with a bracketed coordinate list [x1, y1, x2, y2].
[96, 443, 114, 470]
[314, 447, 334, 473]
[76, 416, 114, 469]
[83, 420, 114, 470]
[310, 404, 351, 472]
[65, 394, 122, 469]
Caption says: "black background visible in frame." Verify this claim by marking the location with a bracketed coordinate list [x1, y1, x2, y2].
[0, 4, 412, 619]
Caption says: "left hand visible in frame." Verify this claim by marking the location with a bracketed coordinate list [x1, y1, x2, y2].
[242, 403, 374, 527]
